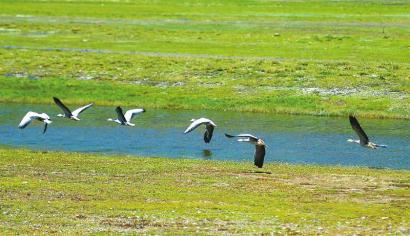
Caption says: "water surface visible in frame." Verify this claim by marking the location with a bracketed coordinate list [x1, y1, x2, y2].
[0, 103, 409, 169]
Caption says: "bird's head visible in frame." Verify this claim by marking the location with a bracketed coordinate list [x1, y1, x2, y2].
[190, 118, 196, 122]
[257, 139, 266, 146]
[107, 118, 114, 122]
[57, 114, 64, 117]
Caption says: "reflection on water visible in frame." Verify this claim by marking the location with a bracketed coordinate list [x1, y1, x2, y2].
[0, 103, 409, 170]
[202, 149, 213, 159]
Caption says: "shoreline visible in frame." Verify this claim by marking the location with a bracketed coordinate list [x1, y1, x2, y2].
[1, 145, 409, 171]
[1, 76, 409, 120]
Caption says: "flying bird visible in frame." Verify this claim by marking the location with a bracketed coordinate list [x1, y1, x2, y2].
[184, 118, 217, 143]
[347, 115, 387, 149]
[107, 106, 145, 126]
[18, 111, 52, 134]
[225, 133, 266, 168]
[53, 97, 93, 121]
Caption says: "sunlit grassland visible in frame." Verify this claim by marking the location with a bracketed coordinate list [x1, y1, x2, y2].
[0, 0, 408, 61]
[0, 147, 408, 234]
[0, 0, 409, 118]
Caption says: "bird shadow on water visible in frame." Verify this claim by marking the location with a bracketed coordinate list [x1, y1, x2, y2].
[202, 149, 213, 160]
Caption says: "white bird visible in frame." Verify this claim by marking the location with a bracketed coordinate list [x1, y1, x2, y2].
[225, 133, 266, 168]
[53, 97, 93, 121]
[18, 111, 52, 134]
[348, 115, 387, 149]
[107, 106, 145, 126]
[184, 118, 217, 143]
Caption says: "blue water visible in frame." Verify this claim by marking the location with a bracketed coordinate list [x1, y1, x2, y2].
[0, 103, 409, 169]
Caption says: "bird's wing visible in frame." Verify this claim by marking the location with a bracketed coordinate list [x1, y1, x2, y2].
[18, 111, 36, 129]
[203, 125, 214, 143]
[254, 145, 265, 168]
[115, 106, 127, 123]
[184, 119, 207, 134]
[349, 115, 369, 145]
[237, 138, 251, 142]
[225, 133, 259, 142]
[43, 123, 48, 134]
[53, 97, 72, 116]
[72, 103, 93, 117]
[124, 108, 145, 122]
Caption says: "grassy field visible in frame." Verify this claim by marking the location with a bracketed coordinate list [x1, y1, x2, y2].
[0, 0, 409, 118]
[1, 2, 409, 234]
[0, 147, 409, 234]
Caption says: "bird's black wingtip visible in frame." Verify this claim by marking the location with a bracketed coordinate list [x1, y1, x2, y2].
[142, 108, 146, 112]
[349, 115, 358, 124]
[349, 113, 360, 120]
[224, 133, 233, 138]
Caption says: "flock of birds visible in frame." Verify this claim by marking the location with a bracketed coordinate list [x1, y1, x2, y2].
[18, 97, 387, 168]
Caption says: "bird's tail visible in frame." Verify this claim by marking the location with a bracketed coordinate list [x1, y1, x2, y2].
[225, 133, 235, 138]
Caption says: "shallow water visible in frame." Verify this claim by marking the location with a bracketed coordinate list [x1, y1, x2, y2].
[0, 103, 409, 169]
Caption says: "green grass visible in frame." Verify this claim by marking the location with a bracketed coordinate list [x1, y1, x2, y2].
[1, 0, 409, 61]
[1, 75, 408, 118]
[0, 0, 409, 118]
[0, 147, 409, 234]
